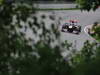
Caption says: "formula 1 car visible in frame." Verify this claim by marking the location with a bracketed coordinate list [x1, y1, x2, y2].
[61, 20, 81, 34]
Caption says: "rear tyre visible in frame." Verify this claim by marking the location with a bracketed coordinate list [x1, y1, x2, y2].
[76, 32, 80, 35]
[61, 29, 65, 32]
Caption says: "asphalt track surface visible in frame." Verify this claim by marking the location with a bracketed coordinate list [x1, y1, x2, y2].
[33, 8, 100, 50]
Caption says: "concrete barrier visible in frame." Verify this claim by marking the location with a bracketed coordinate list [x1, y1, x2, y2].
[34, 3, 77, 9]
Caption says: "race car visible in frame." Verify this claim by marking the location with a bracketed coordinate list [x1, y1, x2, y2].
[61, 20, 81, 34]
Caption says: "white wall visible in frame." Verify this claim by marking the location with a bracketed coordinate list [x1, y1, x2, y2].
[34, 3, 77, 9]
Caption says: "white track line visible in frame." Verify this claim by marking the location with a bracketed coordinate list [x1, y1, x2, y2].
[84, 25, 92, 36]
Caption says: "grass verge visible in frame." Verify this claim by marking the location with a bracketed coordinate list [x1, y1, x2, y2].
[91, 34, 100, 42]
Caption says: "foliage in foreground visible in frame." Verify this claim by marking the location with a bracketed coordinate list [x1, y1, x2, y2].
[71, 41, 100, 75]
[0, 0, 72, 75]
[0, 0, 100, 75]
[76, 0, 100, 11]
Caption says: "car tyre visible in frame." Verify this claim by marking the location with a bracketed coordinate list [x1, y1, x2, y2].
[61, 29, 65, 32]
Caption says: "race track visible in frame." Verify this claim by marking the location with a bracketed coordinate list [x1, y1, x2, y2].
[34, 8, 100, 51]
